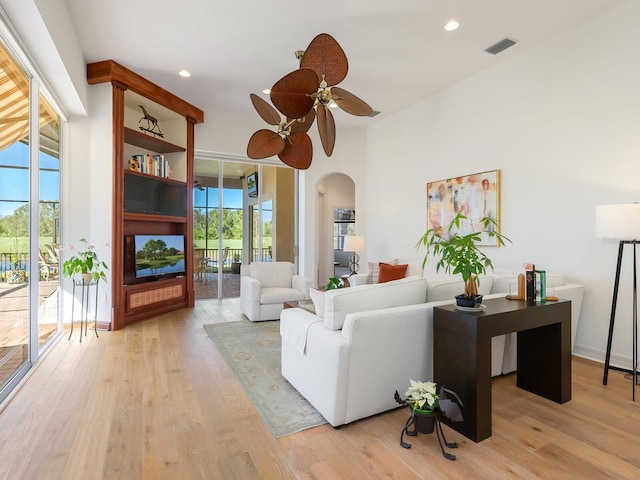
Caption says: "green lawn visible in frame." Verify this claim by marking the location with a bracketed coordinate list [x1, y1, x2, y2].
[193, 238, 272, 250]
[0, 237, 54, 253]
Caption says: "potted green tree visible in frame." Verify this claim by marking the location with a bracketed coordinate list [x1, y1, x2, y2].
[231, 254, 241, 274]
[416, 211, 510, 307]
[61, 238, 109, 284]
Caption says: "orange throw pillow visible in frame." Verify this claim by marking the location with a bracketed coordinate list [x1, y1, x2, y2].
[378, 262, 408, 283]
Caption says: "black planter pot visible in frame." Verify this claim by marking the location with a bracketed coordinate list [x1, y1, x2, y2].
[412, 409, 435, 434]
[455, 294, 483, 308]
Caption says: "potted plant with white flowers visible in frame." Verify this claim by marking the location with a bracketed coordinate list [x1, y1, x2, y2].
[60, 238, 109, 284]
[395, 379, 464, 459]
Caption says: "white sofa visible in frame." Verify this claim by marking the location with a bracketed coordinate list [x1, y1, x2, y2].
[240, 261, 312, 322]
[280, 271, 584, 427]
[351, 263, 585, 375]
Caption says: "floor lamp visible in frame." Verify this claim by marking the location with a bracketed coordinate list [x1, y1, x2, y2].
[596, 204, 640, 401]
[343, 235, 365, 276]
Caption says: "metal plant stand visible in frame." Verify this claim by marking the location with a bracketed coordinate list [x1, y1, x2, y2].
[399, 409, 459, 460]
[69, 278, 99, 342]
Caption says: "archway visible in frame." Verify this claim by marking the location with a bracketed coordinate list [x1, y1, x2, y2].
[315, 173, 355, 287]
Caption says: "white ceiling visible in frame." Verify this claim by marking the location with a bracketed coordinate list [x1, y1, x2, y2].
[64, 0, 624, 130]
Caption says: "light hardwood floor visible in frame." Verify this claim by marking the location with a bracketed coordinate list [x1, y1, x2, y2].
[0, 298, 639, 479]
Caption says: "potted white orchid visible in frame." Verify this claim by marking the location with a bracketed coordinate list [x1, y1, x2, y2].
[60, 238, 109, 284]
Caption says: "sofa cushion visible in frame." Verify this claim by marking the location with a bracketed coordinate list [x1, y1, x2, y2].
[309, 288, 325, 317]
[426, 276, 493, 302]
[260, 287, 305, 304]
[378, 263, 408, 283]
[366, 258, 397, 284]
[323, 276, 427, 330]
[251, 262, 292, 288]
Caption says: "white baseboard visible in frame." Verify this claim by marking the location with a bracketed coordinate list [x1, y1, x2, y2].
[573, 343, 636, 371]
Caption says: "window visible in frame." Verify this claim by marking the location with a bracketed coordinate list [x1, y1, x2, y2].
[333, 208, 355, 250]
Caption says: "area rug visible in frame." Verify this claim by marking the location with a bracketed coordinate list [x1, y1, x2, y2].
[203, 320, 327, 437]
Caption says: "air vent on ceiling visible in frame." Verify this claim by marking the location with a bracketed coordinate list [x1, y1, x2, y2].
[484, 38, 517, 55]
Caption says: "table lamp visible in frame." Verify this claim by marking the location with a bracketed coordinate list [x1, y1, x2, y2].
[343, 235, 365, 276]
[596, 203, 640, 400]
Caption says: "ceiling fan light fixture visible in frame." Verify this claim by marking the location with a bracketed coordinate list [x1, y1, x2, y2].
[444, 20, 460, 31]
[249, 33, 375, 169]
[262, 89, 271, 94]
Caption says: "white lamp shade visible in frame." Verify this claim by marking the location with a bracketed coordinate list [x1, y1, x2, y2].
[343, 235, 365, 252]
[596, 204, 640, 240]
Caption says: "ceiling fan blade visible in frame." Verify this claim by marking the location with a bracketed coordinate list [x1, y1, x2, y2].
[247, 129, 285, 159]
[330, 87, 373, 116]
[300, 33, 348, 87]
[289, 108, 316, 134]
[250, 93, 281, 126]
[278, 132, 313, 170]
[270, 69, 318, 119]
[317, 105, 336, 157]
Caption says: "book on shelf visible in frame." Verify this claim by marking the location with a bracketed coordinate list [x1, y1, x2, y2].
[128, 153, 169, 178]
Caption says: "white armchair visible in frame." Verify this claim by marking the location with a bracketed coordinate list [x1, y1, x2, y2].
[240, 261, 312, 322]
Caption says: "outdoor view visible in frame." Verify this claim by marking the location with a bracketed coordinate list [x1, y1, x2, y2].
[193, 186, 272, 267]
[192, 162, 284, 299]
[0, 39, 61, 401]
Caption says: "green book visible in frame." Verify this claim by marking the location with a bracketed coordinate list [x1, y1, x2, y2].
[536, 269, 546, 302]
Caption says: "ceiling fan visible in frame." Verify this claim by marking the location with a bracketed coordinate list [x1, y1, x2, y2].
[247, 33, 374, 169]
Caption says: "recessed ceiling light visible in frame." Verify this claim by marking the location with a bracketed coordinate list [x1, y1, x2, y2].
[444, 20, 460, 31]
[179, 70, 191, 77]
[263, 89, 271, 94]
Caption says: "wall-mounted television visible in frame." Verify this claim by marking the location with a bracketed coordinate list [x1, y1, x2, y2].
[247, 171, 258, 198]
[134, 234, 186, 279]
[124, 174, 187, 216]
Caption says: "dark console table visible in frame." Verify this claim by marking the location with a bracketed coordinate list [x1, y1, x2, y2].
[433, 297, 571, 442]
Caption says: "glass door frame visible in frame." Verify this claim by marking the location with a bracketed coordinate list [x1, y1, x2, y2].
[194, 152, 300, 299]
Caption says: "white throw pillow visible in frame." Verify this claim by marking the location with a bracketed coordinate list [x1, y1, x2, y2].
[366, 258, 398, 284]
[309, 288, 325, 318]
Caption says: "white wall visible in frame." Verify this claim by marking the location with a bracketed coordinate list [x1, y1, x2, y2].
[366, 1, 640, 367]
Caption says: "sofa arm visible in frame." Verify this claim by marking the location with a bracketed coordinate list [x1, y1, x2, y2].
[240, 275, 261, 301]
[338, 303, 437, 424]
[292, 275, 312, 298]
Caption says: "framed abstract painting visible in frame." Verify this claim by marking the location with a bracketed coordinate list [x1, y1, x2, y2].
[426, 169, 501, 246]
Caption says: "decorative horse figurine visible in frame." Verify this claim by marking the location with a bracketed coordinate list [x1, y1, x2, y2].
[138, 105, 164, 138]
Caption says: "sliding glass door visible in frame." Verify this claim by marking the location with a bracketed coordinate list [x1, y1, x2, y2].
[0, 32, 62, 403]
[194, 158, 297, 299]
